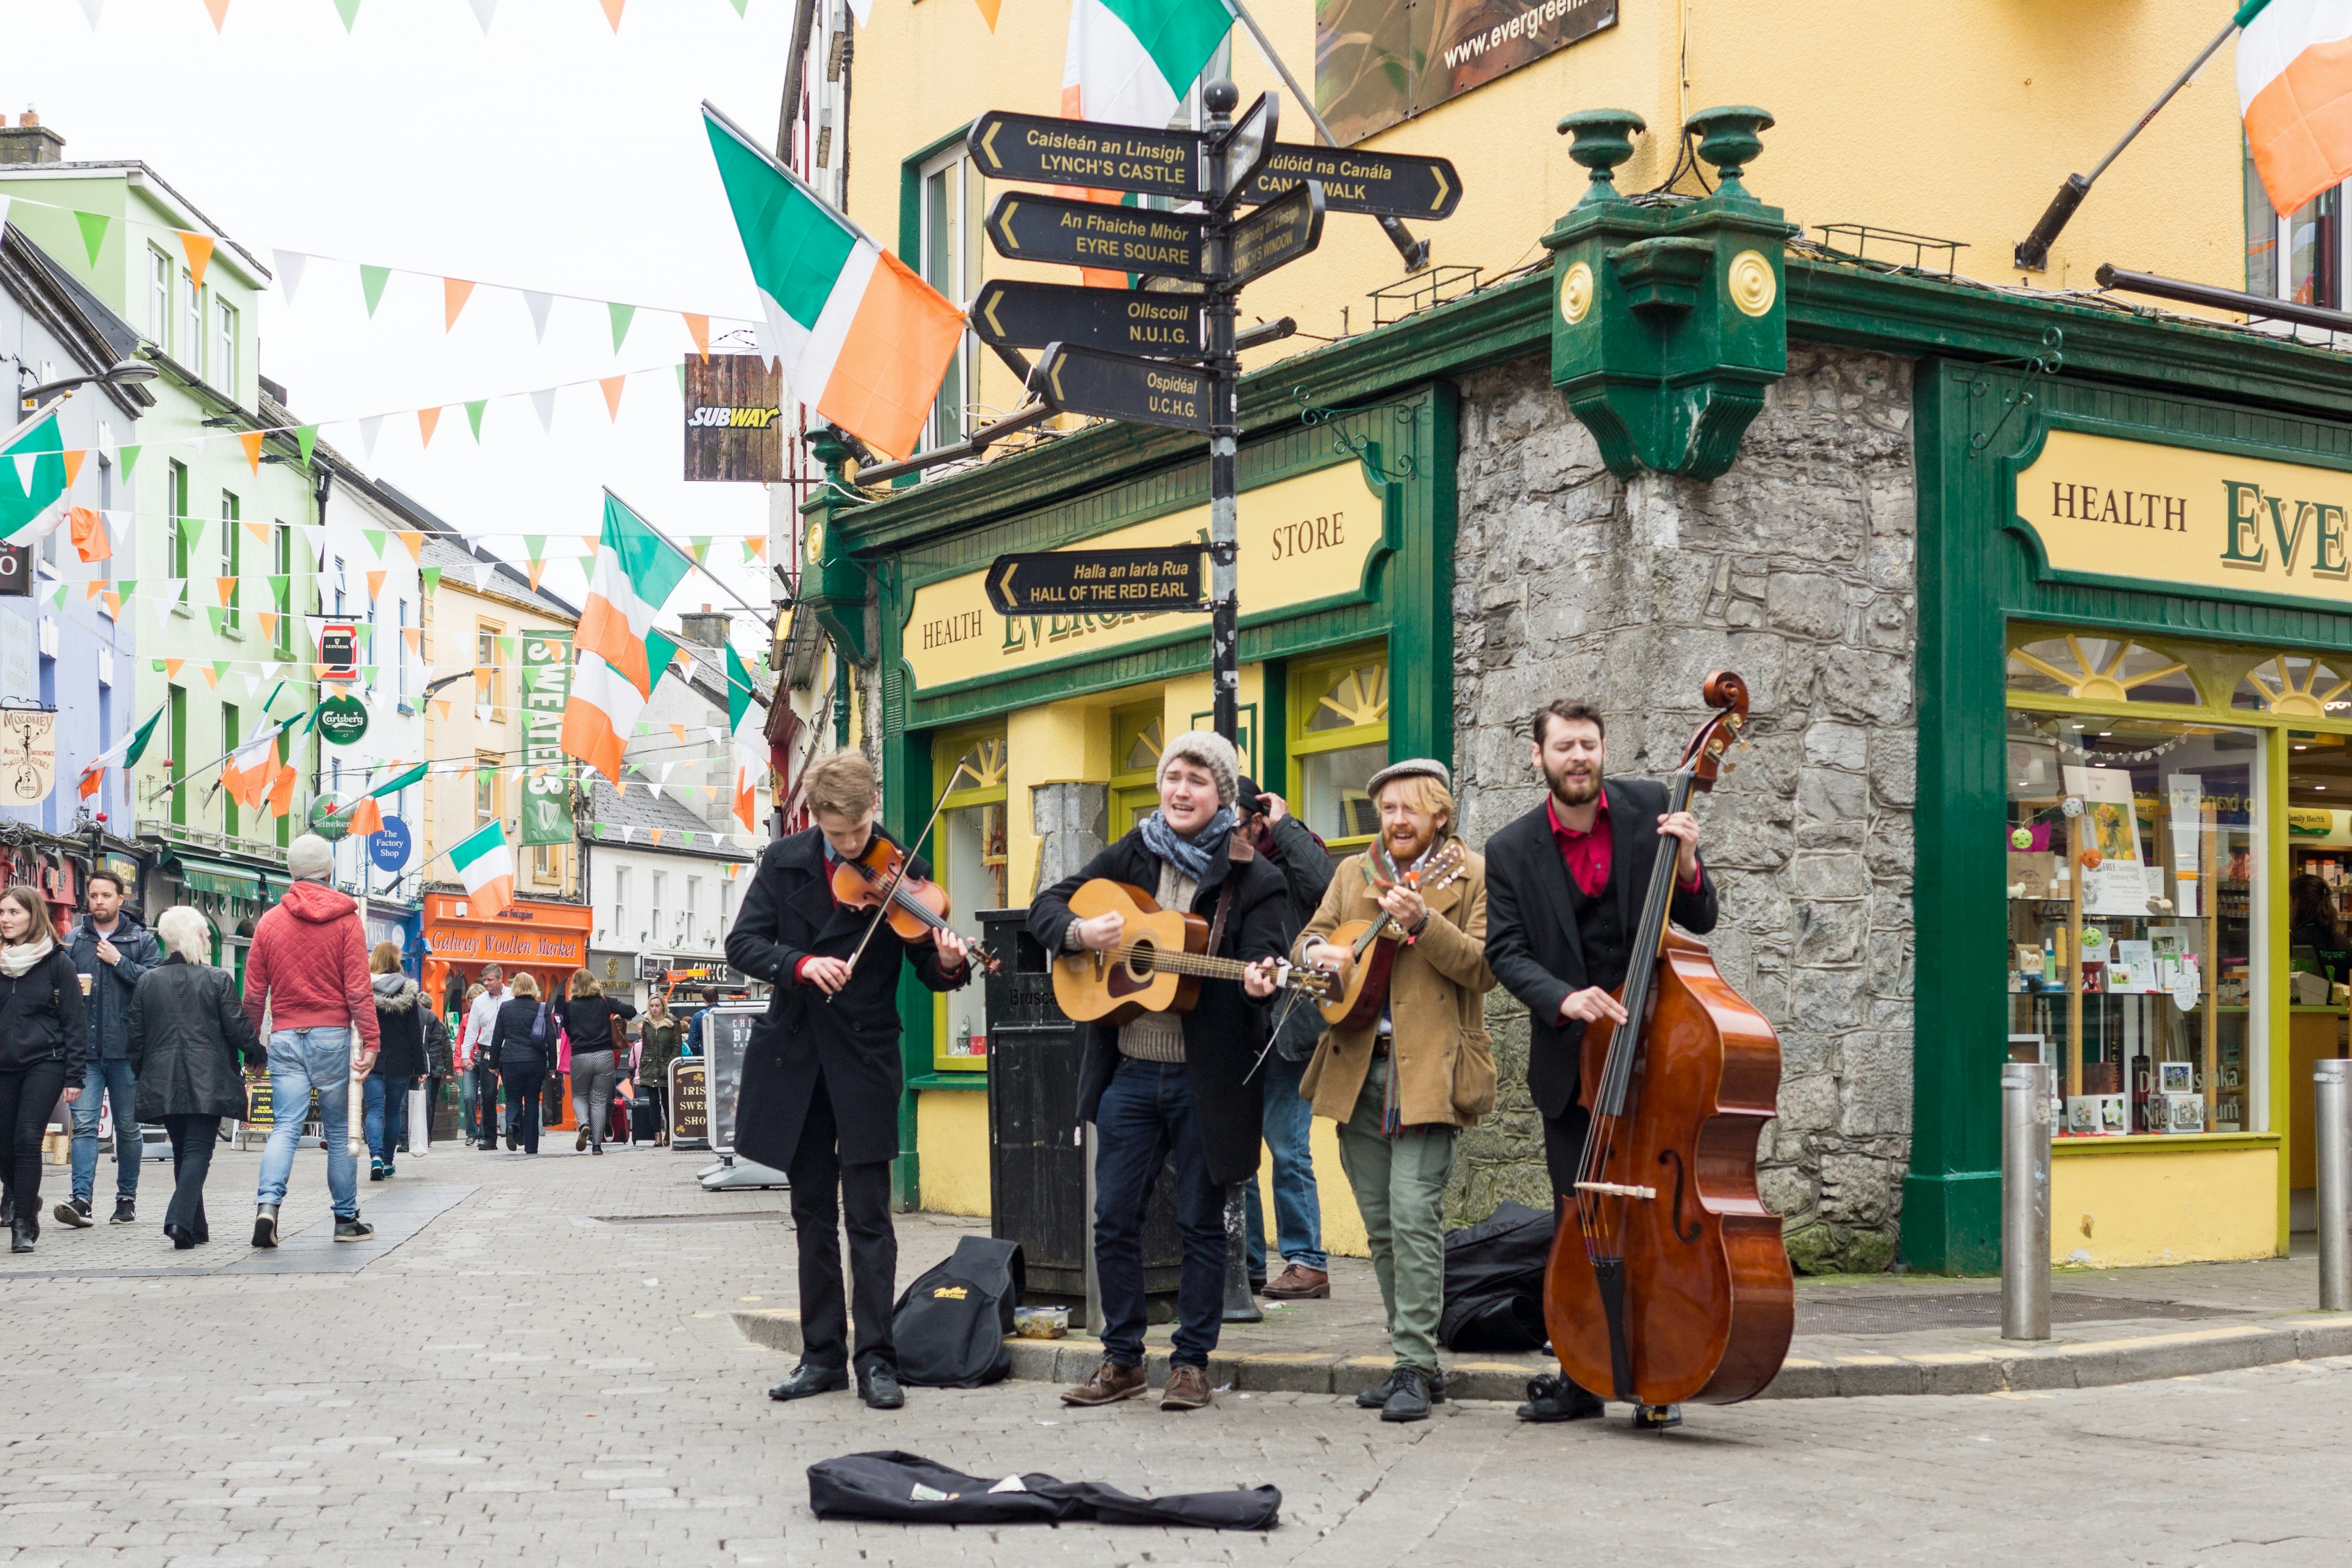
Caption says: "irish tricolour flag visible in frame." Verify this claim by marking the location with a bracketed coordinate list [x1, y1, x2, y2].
[704, 104, 965, 462]
[560, 492, 690, 786]
[450, 821, 516, 918]
[1063, 0, 1232, 127]
[1, 401, 73, 545]
[2242, 0, 2352, 214]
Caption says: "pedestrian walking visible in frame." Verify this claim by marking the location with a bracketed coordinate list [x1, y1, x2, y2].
[489, 971, 552, 1155]
[421, 995, 453, 1150]
[242, 834, 380, 1248]
[126, 907, 261, 1250]
[1236, 777, 1335, 1301]
[0, 886, 85, 1254]
[59, 868, 160, 1229]
[637, 994, 682, 1147]
[365, 943, 426, 1182]
[1298, 760, 1497, 1422]
[464, 967, 508, 1150]
[555, 970, 636, 1155]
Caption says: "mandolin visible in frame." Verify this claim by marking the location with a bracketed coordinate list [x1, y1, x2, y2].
[1051, 878, 1336, 1024]
[1314, 839, 1469, 1028]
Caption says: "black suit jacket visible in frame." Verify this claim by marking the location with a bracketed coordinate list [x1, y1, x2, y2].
[726, 826, 969, 1169]
[1483, 777, 1720, 1120]
[1027, 827, 1289, 1186]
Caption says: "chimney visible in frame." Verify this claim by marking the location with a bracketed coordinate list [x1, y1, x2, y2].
[679, 604, 730, 650]
[0, 108, 66, 167]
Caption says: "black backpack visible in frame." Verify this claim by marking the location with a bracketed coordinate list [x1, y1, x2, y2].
[1438, 1200, 1556, 1353]
[889, 1236, 1024, 1388]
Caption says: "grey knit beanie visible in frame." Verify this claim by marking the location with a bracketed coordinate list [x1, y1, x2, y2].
[1157, 729, 1240, 808]
[286, 834, 334, 884]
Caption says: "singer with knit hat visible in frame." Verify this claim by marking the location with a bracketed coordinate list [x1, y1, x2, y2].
[1027, 729, 1289, 1414]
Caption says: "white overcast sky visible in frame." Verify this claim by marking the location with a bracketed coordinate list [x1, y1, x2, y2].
[2, 0, 793, 631]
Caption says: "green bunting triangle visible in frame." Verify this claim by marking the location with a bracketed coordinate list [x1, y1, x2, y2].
[360, 264, 391, 318]
[178, 514, 205, 552]
[635, 722, 651, 737]
[205, 606, 226, 635]
[213, 659, 234, 680]
[50, 584, 67, 609]
[75, 210, 108, 265]
[521, 535, 545, 565]
[742, 537, 761, 564]
[420, 565, 442, 594]
[609, 301, 635, 352]
[686, 537, 710, 564]
[296, 426, 317, 465]
[334, 0, 362, 29]
[361, 528, 386, 559]
[728, 0, 747, 13]
[674, 364, 686, 399]
[117, 443, 140, 477]
[115, 579, 135, 597]
[466, 399, 488, 440]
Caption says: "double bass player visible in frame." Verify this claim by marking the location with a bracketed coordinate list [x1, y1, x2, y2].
[1482, 698, 1718, 1423]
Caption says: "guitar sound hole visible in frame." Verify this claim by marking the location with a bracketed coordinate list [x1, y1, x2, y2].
[1123, 943, 1156, 983]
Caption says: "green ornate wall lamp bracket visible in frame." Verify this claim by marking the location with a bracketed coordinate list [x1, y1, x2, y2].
[1544, 105, 1790, 481]
[799, 424, 874, 665]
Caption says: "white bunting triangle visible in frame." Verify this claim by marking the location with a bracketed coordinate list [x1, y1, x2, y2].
[524, 291, 554, 343]
[79, 0, 102, 26]
[470, 0, 497, 32]
[359, 415, 383, 458]
[12, 454, 35, 492]
[530, 388, 556, 434]
[273, 249, 307, 304]
[474, 564, 497, 593]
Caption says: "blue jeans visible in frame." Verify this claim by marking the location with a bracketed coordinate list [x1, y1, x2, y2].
[69, 1057, 141, 1205]
[1091, 1056, 1227, 1369]
[1245, 1050, 1326, 1278]
[363, 1074, 416, 1167]
[255, 1028, 358, 1219]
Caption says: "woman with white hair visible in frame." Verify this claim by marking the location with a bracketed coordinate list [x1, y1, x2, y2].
[126, 907, 261, 1249]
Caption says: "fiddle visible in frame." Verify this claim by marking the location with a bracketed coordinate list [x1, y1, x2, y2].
[829, 836, 1003, 975]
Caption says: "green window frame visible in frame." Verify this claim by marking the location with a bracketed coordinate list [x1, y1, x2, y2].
[932, 724, 1008, 1072]
[1287, 644, 1390, 853]
[1109, 700, 1164, 834]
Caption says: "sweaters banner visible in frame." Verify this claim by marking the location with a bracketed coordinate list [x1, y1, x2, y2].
[519, 629, 576, 847]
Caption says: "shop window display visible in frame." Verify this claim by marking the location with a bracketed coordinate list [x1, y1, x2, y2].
[1292, 652, 1390, 848]
[934, 731, 1007, 1071]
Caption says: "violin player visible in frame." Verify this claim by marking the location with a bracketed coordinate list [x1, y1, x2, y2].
[1482, 698, 1717, 1423]
[726, 750, 973, 1412]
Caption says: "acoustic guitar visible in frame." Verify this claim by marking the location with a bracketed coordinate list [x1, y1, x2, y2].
[1314, 839, 1469, 1028]
[1051, 878, 1337, 1024]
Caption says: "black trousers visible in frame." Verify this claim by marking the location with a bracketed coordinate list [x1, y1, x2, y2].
[786, 1066, 897, 1373]
[0, 1060, 67, 1212]
[163, 1114, 220, 1240]
[1543, 1102, 1592, 1206]
[470, 1063, 500, 1145]
[504, 1066, 546, 1153]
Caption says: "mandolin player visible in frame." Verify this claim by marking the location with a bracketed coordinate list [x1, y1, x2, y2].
[1483, 699, 1717, 1423]
[1027, 730, 1288, 1414]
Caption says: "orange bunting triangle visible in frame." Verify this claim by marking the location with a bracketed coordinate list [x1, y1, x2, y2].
[257, 610, 279, 640]
[238, 431, 263, 473]
[164, 658, 184, 680]
[444, 277, 475, 332]
[402, 625, 421, 652]
[216, 577, 238, 606]
[102, 590, 121, 619]
[434, 699, 452, 720]
[973, 0, 1003, 28]
[61, 449, 88, 487]
[83, 579, 107, 602]
[418, 406, 442, 447]
[394, 530, 423, 564]
[669, 724, 686, 745]
[600, 0, 624, 29]
[600, 374, 627, 421]
[366, 569, 388, 600]
[202, 0, 230, 31]
[244, 520, 272, 543]
[684, 313, 710, 360]
[179, 230, 216, 290]
[200, 666, 220, 689]
[527, 559, 546, 592]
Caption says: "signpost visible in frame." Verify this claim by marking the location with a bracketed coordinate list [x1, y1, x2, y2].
[970, 279, 1204, 358]
[967, 110, 1202, 199]
[984, 546, 1207, 616]
[1035, 345, 1212, 433]
[984, 192, 1208, 280]
[1230, 181, 1325, 287]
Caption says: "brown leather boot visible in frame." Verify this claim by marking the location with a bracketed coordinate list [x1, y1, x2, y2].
[1262, 1264, 1330, 1300]
[1160, 1363, 1212, 1411]
[1060, 1357, 1147, 1406]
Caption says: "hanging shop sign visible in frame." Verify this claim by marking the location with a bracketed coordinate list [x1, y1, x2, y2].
[369, 815, 412, 872]
[315, 694, 369, 747]
[519, 630, 575, 848]
[684, 353, 785, 482]
[0, 708, 55, 804]
[902, 459, 1387, 691]
[2014, 428, 2352, 611]
[1317, 0, 1618, 145]
[308, 791, 357, 842]
[0, 545, 30, 598]
[318, 621, 359, 680]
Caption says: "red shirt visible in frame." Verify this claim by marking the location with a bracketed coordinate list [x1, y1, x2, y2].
[1546, 794, 1701, 898]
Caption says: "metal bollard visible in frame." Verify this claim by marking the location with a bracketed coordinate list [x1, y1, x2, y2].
[2318, 1060, 2351, 1312]
[1221, 1184, 1262, 1322]
[2000, 1061, 2052, 1341]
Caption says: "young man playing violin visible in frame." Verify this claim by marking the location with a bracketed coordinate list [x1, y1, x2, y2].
[1027, 730, 1288, 1412]
[1483, 698, 1716, 1423]
[726, 750, 973, 1412]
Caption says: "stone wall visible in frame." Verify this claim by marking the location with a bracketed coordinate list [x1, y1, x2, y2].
[1445, 344, 1919, 1275]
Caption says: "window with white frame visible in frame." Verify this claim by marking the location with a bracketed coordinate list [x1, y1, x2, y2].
[214, 299, 236, 393]
[652, 871, 668, 944]
[918, 143, 984, 452]
[219, 492, 240, 629]
[2248, 145, 2343, 307]
[148, 249, 170, 344]
[614, 866, 632, 936]
[181, 271, 200, 371]
[686, 875, 703, 945]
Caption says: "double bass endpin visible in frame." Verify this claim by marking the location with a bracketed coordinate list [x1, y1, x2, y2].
[1574, 1180, 1658, 1200]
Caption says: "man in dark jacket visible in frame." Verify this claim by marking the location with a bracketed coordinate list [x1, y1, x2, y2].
[1028, 730, 1289, 1414]
[727, 750, 971, 1412]
[1483, 698, 1716, 1424]
[1237, 777, 1334, 1301]
[59, 870, 160, 1229]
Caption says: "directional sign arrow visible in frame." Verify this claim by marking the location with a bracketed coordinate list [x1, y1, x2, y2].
[1229, 181, 1325, 288]
[986, 192, 1210, 281]
[967, 110, 1204, 200]
[1034, 343, 1213, 433]
[1238, 144, 1463, 219]
[971, 279, 1205, 358]
[1210, 91, 1278, 210]
[984, 546, 1208, 616]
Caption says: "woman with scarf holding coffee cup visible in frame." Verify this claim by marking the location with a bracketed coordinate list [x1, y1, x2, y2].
[0, 886, 86, 1252]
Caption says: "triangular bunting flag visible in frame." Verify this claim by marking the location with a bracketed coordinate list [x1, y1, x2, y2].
[273, 249, 307, 303]
[237, 431, 263, 473]
[81, 0, 104, 26]
[61, 448, 88, 488]
[366, 569, 388, 600]
[199, 665, 219, 688]
[296, 425, 317, 465]
[742, 536, 767, 563]
[360, 264, 391, 318]
[75, 210, 108, 266]
[608, 301, 635, 352]
[524, 290, 553, 342]
[164, 658, 184, 680]
[687, 537, 712, 564]
[466, 399, 488, 441]
[470, 0, 496, 29]
[418, 406, 442, 447]
[528, 559, 546, 592]
[600, 0, 625, 31]
[359, 415, 383, 457]
[203, 0, 230, 29]
[178, 230, 215, 291]
[361, 528, 386, 558]
[420, 565, 442, 594]
[684, 313, 710, 360]
[530, 387, 556, 432]
[334, 0, 362, 32]
[117, 443, 139, 477]
[216, 576, 237, 606]
[444, 276, 475, 331]
[600, 375, 626, 421]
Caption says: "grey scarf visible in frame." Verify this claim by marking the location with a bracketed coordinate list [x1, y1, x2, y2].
[1137, 805, 1237, 884]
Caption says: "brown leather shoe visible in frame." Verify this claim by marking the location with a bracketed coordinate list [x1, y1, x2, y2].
[1262, 1264, 1330, 1300]
[1160, 1363, 1212, 1411]
[1060, 1357, 1147, 1406]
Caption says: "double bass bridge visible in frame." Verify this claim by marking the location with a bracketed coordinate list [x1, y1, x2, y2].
[1574, 1180, 1657, 1200]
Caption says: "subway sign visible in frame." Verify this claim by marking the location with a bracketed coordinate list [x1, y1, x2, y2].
[684, 353, 786, 483]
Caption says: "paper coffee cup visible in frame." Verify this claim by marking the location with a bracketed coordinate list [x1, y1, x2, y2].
[78, 974, 92, 995]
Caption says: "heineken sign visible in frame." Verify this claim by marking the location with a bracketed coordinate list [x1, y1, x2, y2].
[315, 695, 369, 747]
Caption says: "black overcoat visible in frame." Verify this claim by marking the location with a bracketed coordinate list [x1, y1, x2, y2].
[726, 826, 970, 1169]
[1026, 826, 1289, 1186]
[1482, 777, 1720, 1120]
[127, 956, 262, 1121]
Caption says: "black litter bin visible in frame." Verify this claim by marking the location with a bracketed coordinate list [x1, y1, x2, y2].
[979, 908, 1182, 1306]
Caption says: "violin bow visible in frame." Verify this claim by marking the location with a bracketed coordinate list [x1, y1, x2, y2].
[831, 762, 971, 1000]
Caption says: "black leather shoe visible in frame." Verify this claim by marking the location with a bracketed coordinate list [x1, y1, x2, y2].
[10, 1217, 35, 1253]
[1381, 1365, 1436, 1423]
[766, 1363, 848, 1402]
[857, 1363, 905, 1411]
[1357, 1368, 1447, 1409]
[1516, 1374, 1605, 1422]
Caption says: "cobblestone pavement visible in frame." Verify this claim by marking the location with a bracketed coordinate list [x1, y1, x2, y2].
[2, 1142, 2348, 1566]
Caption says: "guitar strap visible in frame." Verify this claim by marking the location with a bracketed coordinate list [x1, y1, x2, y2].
[1204, 829, 1253, 958]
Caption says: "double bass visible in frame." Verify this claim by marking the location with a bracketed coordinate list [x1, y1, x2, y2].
[1544, 670, 1792, 1422]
